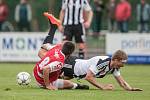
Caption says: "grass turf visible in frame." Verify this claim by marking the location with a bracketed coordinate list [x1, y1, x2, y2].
[0, 63, 150, 100]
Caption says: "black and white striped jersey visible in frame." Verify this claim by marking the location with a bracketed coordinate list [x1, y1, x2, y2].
[61, 0, 92, 25]
[74, 56, 120, 78]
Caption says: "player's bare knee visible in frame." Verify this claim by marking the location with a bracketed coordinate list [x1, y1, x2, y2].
[63, 80, 74, 88]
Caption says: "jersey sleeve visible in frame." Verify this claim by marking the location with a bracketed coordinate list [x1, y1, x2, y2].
[83, 0, 92, 11]
[89, 65, 99, 76]
[47, 61, 63, 72]
[113, 69, 121, 77]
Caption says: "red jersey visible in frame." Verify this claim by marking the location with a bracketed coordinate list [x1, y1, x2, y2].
[33, 44, 65, 86]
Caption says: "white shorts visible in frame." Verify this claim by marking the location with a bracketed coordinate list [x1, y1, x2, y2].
[36, 79, 64, 89]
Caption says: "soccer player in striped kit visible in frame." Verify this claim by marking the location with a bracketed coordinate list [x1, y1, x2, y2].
[61, 50, 143, 91]
[59, 0, 93, 59]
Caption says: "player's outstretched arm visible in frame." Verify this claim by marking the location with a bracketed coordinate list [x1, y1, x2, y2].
[114, 75, 143, 91]
[43, 66, 57, 90]
[38, 12, 61, 59]
[85, 70, 114, 90]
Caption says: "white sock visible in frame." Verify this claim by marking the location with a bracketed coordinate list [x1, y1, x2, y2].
[72, 83, 78, 89]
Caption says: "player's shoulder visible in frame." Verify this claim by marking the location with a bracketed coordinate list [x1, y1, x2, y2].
[91, 56, 111, 65]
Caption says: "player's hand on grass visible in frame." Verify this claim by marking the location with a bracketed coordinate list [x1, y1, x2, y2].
[131, 88, 143, 91]
[103, 84, 114, 90]
[46, 85, 58, 90]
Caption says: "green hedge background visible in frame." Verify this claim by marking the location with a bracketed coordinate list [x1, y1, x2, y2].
[6, 0, 150, 31]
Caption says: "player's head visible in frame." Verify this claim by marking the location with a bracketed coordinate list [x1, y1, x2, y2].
[111, 50, 128, 68]
[61, 41, 75, 57]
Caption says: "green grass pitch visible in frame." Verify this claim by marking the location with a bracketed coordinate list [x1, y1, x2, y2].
[0, 63, 150, 100]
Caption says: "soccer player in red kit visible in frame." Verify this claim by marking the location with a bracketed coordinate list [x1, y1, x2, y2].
[33, 12, 89, 90]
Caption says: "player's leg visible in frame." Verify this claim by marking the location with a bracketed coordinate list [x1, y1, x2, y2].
[63, 80, 89, 90]
[53, 79, 89, 90]
[38, 13, 60, 58]
[38, 20, 56, 58]
[63, 25, 73, 41]
[77, 43, 86, 59]
[74, 24, 86, 59]
[43, 12, 60, 44]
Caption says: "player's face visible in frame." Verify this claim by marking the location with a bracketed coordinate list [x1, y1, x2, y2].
[113, 59, 126, 68]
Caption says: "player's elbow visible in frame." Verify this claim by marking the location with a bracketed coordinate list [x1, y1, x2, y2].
[85, 74, 92, 81]
[85, 70, 95, 81]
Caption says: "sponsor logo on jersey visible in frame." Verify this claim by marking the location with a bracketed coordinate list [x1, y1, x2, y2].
[97, 61, 109, 71]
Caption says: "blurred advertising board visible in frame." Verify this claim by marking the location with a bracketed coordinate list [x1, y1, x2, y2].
[0, 32, 62, 62]
[106, 33, 150, 64]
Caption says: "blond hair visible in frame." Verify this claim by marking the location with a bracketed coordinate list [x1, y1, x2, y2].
[112, 50, 128, 60]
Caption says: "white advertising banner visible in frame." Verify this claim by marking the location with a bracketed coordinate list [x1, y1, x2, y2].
[0, 32, 62, 62]
[106, 33, 150, 64]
